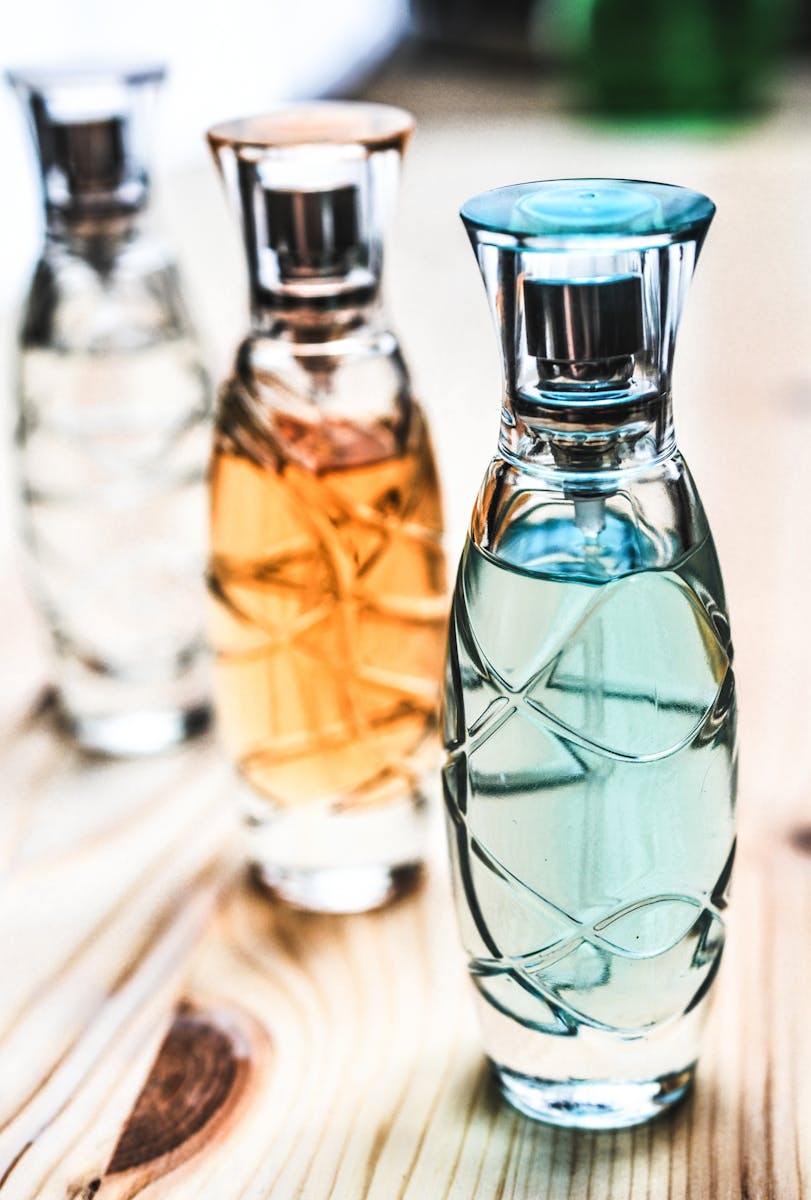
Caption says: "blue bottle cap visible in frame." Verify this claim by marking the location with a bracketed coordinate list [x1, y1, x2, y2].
[461, 179, 715, 244]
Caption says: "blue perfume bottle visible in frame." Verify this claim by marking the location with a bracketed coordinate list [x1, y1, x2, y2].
[442, 180, 737, 1128]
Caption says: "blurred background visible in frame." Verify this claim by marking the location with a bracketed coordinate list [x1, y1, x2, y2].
[2, 0, 810, 802]
[0, 0, 409, 311]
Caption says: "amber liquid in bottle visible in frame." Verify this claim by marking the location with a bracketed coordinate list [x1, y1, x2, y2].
[206, 100, 442, 908]
[209, 400, 446, 815]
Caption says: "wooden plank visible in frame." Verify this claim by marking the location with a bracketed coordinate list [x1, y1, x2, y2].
[0, 680, 809, 1200]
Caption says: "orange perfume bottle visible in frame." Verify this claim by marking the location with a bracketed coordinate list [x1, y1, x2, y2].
[207, 104, 446, 912]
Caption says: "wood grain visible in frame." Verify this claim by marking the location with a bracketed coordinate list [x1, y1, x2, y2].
[106, 1003, 256, 1177]
[0, 700, 809, 1199]
[3, 62, 811, 1198]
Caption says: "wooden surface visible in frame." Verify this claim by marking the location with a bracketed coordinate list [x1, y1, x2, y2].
[3, 61, 811, 1198]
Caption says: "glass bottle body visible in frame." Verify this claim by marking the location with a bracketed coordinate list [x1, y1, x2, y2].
[444, 178, 736, 1127]
[17, 223, 212, 754]
[209, 326, 447, 911]
[444, 450, 736, 1127]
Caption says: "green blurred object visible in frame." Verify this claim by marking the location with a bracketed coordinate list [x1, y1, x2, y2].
[556, 0, 794, 121]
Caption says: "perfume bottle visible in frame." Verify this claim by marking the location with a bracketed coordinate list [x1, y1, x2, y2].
[8, 65, 213, 755]
[207, 104, 446, 913]
[443, 180, 737, 1128]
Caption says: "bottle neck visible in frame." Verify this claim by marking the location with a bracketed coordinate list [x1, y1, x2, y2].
[250, 286, 383, 343]
[44, 201, 148, 260]
[499, 382, 676, 482]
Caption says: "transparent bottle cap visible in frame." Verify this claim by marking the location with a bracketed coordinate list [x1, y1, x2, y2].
[7, 63, 165, 217]
[207, 102, 414, 316]
[207, 102, 414, 155]
[461, 178, 715, 246]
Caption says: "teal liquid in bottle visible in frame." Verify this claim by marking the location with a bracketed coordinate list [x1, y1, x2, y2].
[443, 180, 737, 1130]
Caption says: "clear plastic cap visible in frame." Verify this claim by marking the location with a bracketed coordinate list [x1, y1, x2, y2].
[461, 179, 715, 438]
[207, 102, 414, 323]
[7, 63, 165, 220]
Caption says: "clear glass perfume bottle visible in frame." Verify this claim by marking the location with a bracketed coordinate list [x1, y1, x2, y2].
[207, 104, 447, 913]
[8, 65, 213, 756]
[443, 180, 737, 1128]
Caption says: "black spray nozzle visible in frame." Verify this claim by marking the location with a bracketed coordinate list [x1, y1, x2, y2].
[26, 91, 144, 216]
[523, 275, 644, 366]
[264, 184, 361, 281]
[51, 116, 128, 195]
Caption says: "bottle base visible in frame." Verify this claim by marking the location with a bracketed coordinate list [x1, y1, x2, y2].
[63, 702, 212, 758]
[250, 858, 422, 914]
[243, 781, 427, 914]
[491, 1060, 695, 1129]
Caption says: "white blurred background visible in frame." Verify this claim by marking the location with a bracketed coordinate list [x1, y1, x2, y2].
[0, 0, 410, 311]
